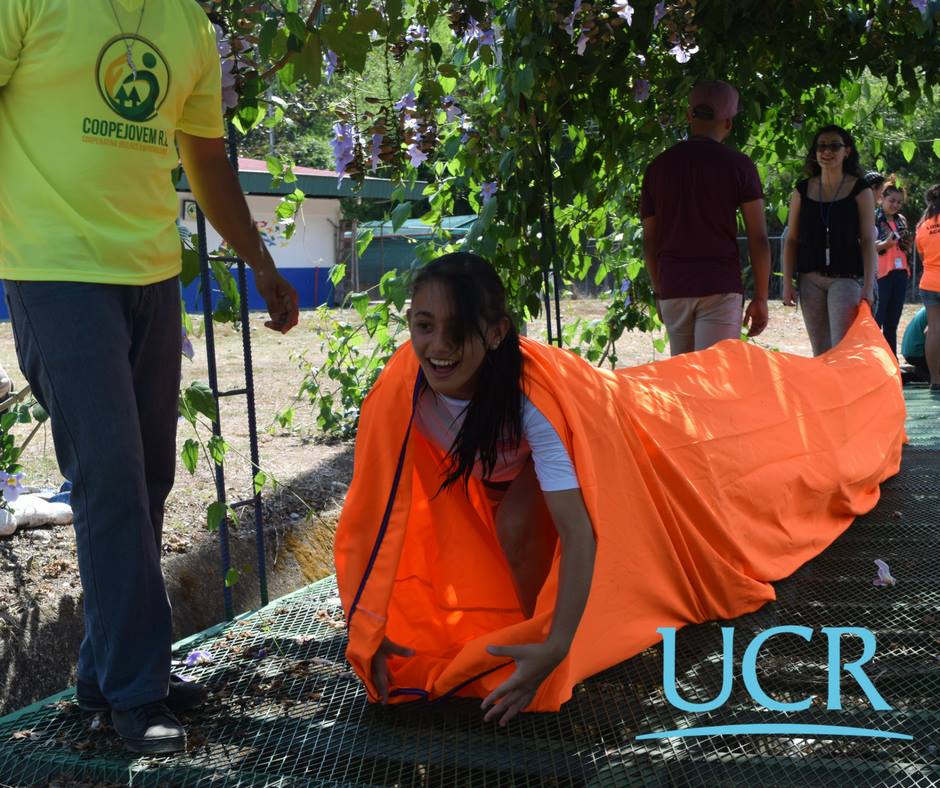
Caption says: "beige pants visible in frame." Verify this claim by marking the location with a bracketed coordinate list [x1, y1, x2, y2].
[659, 293, 744, 356]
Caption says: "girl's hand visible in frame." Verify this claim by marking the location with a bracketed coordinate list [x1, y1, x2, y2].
[781, 282, 798, 307]
[481, 641, 567, 726]
[371, 637, 415, 703]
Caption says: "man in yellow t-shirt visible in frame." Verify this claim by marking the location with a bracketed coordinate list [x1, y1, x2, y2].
[0, 0, 299, 754]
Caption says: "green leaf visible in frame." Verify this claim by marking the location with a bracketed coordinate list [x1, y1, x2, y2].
[284, 11, 308, 40]
[183, 381, 217, 422]
[357, 229, 374, 257]
[0, 412, 16, 433]
[253, 470, 269, 495]
[181, 439, 199, 475]
[900, 139, 917, 163]
[350, 291, 370, 318]
[207, 500, 227, 532]
[294, 33, 321, 87]
[275, 407, 295, 430]
[329, 263, 347, 286]
[180, 245, 200, 287]
[224, 567, 240, 588]
[390, 202, 411, 231]
[933, 139, 940, 160]
[208, 435, 228, 465]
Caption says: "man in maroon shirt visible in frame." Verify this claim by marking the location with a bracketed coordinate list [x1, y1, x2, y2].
[641, 80, 771, 355]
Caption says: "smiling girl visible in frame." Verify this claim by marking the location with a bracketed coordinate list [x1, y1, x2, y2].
[384, 253, 595, 725]
[782, 125, 878, 355]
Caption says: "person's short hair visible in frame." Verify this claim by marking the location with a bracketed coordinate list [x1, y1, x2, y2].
[688, 80, 739, 121]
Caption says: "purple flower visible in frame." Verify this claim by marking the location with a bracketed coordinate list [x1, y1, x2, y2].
[480, 181, 498, 204]
[462, 16, 496, 47]
[0, 471, 25, 504]
[331, 122, 356, 181]
[612, 1, 634, 24]
[402, 114, 419, 130]
[653, 1, 667, 28]
[669, 43, 699, 63]
[576, 31, 590, 55]
[478, 28, 496, 47]
[564, 0, 582, 36]
[220, 59, 238, 111]
[405, 23, 429, 43]
[370, 132, 382, 172]
[394, 90, 417, 113]
[911, 0, 928, 13]
[460, 118, 474, 144]
[873, 559, 896, 588]
[443, 96, 462, 123]
[324, 49, 337, 82]
[620, 278, 633, 305]
[633, 78, 650, 102]
[407, 142, 428, 167]
[214, 25, 238, 111]
[184, 649, 214, 666]
[181, 328, 195, 361]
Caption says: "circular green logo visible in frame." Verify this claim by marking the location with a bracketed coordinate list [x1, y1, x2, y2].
[95, 35, 170, 123]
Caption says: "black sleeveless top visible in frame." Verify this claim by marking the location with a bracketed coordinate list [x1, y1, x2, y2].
[795, 177, 868, 277]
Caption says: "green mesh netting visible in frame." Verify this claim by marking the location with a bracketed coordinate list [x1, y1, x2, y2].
[0, 387, 937, 786]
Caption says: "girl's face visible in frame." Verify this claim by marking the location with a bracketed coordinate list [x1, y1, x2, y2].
[882, 190, 903, 216]
[814, 132, 850, 172]
[408, 280, 506, 400]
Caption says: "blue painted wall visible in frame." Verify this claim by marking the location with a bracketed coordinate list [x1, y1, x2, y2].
[0, 267, 333, 320]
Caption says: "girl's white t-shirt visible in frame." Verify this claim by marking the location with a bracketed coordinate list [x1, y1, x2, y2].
[414, 387, 579, 491]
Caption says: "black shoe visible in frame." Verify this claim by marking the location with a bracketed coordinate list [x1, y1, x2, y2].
[111, 701, 186, 755]
[77, 674, 208, 714]
[930, 383, 940, 395]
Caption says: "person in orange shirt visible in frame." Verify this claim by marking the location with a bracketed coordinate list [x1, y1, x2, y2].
[914, 184, 940, 391]
[874, 182, 913, 356]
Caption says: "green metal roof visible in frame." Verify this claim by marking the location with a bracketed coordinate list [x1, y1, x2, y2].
[176, 158, 427, 201]
[360, 215, 477, 239]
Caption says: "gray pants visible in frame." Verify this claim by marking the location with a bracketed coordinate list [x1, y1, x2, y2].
[4, 278, 181, 710]
[797, 271, 862, 356]
[659, 293, 744, 356]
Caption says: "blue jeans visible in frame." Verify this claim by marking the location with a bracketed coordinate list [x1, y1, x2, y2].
[875, 269, 909, 356]
[4, 278, 181, 710]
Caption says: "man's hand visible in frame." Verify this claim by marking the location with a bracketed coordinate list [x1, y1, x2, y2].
[254, 265, 299, 334]
[742, 297, 768, 337]
[371, 637, 415, 703]
[781, 282, 798, 307]
[480, 640, 566, 726]
[176, 132, 300, 334]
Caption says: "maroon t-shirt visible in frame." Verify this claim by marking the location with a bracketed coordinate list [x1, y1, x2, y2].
[640, 137, 764, 299]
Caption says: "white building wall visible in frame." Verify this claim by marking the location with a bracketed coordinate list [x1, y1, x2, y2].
[178, 193, 341, 270]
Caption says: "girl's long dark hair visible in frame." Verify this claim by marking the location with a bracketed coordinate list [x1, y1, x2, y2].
[804, 125, 863, 177]
[412, 253, 523, 491]
[920, 184, 940, 226]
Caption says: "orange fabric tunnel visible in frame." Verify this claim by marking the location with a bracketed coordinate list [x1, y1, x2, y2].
[334, 303, 906, 711]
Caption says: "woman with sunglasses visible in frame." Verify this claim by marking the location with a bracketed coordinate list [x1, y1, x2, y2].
[782, 125, 877, 355]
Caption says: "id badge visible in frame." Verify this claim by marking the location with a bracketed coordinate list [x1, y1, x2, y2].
[894, 257, 903, 270]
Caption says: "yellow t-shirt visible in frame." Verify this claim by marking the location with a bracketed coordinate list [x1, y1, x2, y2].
[0, 0, 223, 284]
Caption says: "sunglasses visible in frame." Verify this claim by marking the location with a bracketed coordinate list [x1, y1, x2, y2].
[815, 142, 847, 152]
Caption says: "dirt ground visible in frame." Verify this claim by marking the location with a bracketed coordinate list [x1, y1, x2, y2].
[0, 299, 923, 676]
